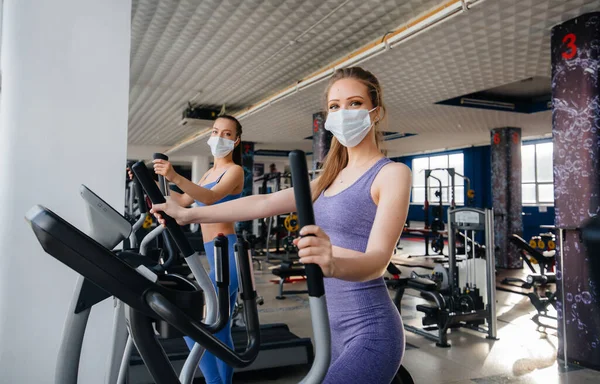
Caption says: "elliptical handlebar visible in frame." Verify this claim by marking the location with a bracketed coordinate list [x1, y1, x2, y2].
[130, 150, 328, 383]
[131, 161, 194, 258]
[207, 235, 233, 333]
[288, 150, 325, 298]
[153, 153, 170, 197]
[128, 164, 148, 214]
[289, 150, 330, 384]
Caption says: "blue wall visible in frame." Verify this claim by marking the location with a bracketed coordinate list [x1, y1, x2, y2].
[392, 143, 554, 241]
[523, 205, 555, 239]
[392, 146, 492, 224]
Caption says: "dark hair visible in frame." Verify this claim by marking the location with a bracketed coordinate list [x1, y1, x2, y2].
[218, 114, 243, 166]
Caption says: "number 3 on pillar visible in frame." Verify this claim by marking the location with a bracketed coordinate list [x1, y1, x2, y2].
[562, 33, 577, 60]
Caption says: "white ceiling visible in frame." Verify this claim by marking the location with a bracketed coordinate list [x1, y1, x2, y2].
[128, 0, 444, 148]
[237, 0, 600, 158]
[127, 0, 600, 160]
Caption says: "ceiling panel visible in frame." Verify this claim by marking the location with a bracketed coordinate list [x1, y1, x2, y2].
[128, 0, 448, 146]
[232, 0, 600, 158]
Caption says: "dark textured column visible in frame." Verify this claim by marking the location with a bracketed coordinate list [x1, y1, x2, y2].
[490, 127, 523, 269]
[237, 141, 255, 233]
[312, 112, 332, 170]
[552, 12, 600, 368]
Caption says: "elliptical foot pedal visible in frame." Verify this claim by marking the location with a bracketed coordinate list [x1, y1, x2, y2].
[416, 304, 439, 316]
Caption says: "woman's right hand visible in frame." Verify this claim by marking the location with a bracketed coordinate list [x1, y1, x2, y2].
[150, 198, 192, 226]
[153, 159, 179, 182]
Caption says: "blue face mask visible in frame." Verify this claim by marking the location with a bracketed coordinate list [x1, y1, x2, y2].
[324, 107, 377, 147]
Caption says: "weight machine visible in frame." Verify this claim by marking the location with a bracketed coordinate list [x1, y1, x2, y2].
[394, 208, 498, 347]
[500, 233, 558, 329]
[248, 172, 291, 258]
[414, 168, 475, 257]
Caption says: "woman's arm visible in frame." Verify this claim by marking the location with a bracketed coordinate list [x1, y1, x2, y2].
[155, 159, 243, 206]
[171, 165, 243, 205]
[152, 179, 320, 225]
[168, 190, 195, 207]
[296, 163, 411, 281]
[128, 166, 194, 207]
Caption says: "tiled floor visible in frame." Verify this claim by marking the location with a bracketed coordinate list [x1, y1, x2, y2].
[226, 238, 600, 383]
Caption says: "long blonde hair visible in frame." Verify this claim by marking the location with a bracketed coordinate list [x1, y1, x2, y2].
[312, 67, 386, 200]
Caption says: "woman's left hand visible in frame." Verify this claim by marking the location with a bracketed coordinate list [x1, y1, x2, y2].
[293, 225, 336, 278]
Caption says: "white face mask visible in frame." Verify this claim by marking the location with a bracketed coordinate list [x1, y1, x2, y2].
[207, 136, 236, 158]
[324, 107, 377, 147]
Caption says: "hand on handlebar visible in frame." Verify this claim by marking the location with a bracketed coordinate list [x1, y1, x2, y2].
[293, 225, 336, 278]
[153, 159, 179, 182]
[150, 197, 192, 226]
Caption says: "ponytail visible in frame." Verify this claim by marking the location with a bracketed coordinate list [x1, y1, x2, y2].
[232, 143, 242, 166]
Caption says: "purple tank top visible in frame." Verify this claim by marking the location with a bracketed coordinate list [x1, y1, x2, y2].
[313, 157, 393, 313]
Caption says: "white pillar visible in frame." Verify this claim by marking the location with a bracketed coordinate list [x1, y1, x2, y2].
[0, 1, 131, 383]
[191, 155, 211, 183]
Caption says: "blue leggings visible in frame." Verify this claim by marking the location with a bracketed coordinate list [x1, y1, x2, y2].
[184, 234, 239, 384]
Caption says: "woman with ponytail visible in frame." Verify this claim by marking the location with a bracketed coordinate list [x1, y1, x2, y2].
[152, 114, 244, 384]
[152, 68, 411, 383]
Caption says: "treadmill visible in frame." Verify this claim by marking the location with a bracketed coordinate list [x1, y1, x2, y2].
[26, 150, 330, 384]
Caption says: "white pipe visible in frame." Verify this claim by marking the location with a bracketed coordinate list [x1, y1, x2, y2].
[270, 86, 299, 104]
[297, 68, 335, 91]
[337, 45, 386, 69]
[167, 0, 489, 154]
[235, 0, 477, 120]
[164, 128, 212, 156]
[201, 0, 352, 105]
[387, 2, 464, 48]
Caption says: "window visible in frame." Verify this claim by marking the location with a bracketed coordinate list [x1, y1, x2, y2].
[522, 142, 554, 205]
[411, 153, 465, 205]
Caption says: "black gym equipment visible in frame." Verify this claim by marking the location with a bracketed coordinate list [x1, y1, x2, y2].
[272, 265, 308, 300]
[124, 160, 150, 249]
[252, 171, 291, 257]
[130, 160, 315, 379]
[500, 234, 557, 329]
[26, 152, 328, 384]
[271, 212, 308, 300]
[25, 205, 260, 384]
[391, 208, 498, 348]
[424, 171, 445, 256]
[414, 168, 475, 258]
[28, 150, 414, 383]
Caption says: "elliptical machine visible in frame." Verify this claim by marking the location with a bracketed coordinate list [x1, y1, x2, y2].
[27, 150, 414, 383]
[26, 150, 332, 384]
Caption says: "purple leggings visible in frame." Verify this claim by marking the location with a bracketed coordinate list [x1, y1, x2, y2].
[323, 278, 405, 384]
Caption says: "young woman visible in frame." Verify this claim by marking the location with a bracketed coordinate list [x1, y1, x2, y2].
[152, 115, 245, 384]
[151, 67, 411, 383]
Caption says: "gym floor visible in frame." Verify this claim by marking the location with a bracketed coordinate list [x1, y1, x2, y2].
[218, 238, 600, 384]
